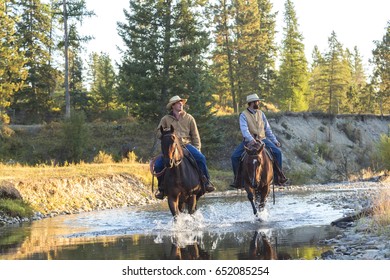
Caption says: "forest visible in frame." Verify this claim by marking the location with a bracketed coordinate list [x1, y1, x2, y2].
[0, 0, 389, 125]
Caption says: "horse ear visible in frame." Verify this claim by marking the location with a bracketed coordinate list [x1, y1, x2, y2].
[170, 125, 174, 133]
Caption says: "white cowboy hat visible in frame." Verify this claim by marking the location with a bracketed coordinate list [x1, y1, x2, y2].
[246, 93, 261, 103]
[166, 95, 187, 110]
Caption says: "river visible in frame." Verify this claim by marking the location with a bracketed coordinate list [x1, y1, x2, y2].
[1, 187, 360, 260]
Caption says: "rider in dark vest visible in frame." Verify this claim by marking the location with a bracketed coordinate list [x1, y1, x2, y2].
[154, 95, 215, 200]
[231, 93, 288, 188]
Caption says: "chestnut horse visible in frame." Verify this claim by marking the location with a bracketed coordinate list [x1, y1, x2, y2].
[160, 125, 204, 218]
[241, 140, 274, 216]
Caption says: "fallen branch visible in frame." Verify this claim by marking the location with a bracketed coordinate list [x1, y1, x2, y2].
[331, 207, 375, 228]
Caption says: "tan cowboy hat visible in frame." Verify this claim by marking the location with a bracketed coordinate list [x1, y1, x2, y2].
[166, 95, 187, 110]
[246, 93, 261, 103]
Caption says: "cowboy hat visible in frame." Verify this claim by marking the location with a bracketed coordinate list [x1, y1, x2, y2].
[166, 95, 187, 110]
[246, 93, 261, 103]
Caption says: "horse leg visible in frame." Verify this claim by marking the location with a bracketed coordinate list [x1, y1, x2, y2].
[258, 184, 270, 212]
[168, 196, 180, 218]
[187, 195, 197, 215]
[246, 188, 257, 215]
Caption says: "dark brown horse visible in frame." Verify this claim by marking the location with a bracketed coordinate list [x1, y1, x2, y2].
[160, 125, 204, 218]
[241, 140, 274, 216]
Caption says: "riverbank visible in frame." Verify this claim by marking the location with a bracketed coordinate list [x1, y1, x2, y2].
[0, 162, 157, 226]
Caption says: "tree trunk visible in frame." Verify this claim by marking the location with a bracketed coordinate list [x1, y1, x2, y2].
[63, 0, 70, 119]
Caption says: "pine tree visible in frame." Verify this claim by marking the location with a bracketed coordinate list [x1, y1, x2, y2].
[371, 21, 390, 115]
[274, 0, 309, 111]
[53, 0, 94, 119]
[0, 1, 27, 123]
[233, 0, 262, 109]
[257, 0, 277, 100]
[11, 0, 58, 123]
[308, 45, 327, 111]
[346, 47, 366, 113]
[89, 52, 117, 115]
[322, 31, 351, 114]
[211, 0, 239, 112]
[117, 0, 212, 121]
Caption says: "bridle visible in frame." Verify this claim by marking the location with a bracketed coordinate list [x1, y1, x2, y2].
[161, 133, 183, 168]
[246, 152, 262, 188]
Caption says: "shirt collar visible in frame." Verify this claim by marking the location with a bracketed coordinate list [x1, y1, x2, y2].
[247, 107, 257, 114]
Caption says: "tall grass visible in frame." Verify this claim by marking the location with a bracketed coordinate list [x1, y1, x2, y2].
[372, 188, 390, 233]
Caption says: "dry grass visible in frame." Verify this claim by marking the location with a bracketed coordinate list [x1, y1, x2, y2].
[0, 161, 152, 184]
[372, 188, 390, 230]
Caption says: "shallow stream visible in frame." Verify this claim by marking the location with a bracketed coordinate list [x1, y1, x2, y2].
[0, 189, 353, 260]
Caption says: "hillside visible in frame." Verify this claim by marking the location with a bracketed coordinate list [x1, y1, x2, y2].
[2, 113, 390, 185]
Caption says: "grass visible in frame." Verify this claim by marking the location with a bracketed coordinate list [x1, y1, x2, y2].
[0, 199, 34, 218]
[372, 188, 390, 232]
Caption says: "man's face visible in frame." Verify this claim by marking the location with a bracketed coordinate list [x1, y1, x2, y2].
[172, 100, 184, 112]
[253, 101, 260, 109]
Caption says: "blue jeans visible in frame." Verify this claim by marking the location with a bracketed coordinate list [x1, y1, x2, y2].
[154, 144, 210, 180]
[231, 138, 282, 177]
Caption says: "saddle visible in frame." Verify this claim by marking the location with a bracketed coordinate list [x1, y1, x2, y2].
[150, 147, 208, 192]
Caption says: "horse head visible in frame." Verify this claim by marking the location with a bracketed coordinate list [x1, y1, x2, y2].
[244, 141, 265, 187]
[160, 125, 183, 168]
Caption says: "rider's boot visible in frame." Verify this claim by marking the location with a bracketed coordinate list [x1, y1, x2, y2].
[274, 163, 288, 186]
[202, 175, 215, 192]
[155, 176, 165, 200]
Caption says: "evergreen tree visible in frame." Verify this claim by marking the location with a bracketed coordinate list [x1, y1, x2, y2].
[11, 0, 58, 123]
[89, 52, 117, 115]
[53, 0, 94, 119]
[117, 0, 212, 121]
[308, 45, 327, 111]
[0, 1, 27, 123]
[321, 31, 351, 114]
[274, 0, 309, 111]
[346, 47, 366, 113]
[210, 0, 237, 112]
[371, 21, 390, 115]
[233, 0, 262, 109]
[257, 0, 277, 100]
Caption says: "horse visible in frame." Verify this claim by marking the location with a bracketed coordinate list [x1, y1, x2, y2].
[241, 140, 274, 216]
[160, 125, 204, 218]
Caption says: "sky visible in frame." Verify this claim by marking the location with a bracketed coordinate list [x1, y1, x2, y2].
[80, 0, 389, 72]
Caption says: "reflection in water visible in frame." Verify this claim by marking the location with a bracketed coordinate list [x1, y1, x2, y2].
[0, 191, 344, 260]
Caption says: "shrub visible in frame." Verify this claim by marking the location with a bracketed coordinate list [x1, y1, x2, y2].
[377, 134, 390, 170]
[315, 143, 333, 161]
[0, 199, 34, 218]
[60, 111, 90, 163]
[93, 151, 114, 164]
[294, 143, 313, 164]
[337, 122, 362, 143]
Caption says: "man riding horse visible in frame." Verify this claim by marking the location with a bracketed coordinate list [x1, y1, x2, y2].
[154, 95, 215, 199]
[231, 93, 288, 188]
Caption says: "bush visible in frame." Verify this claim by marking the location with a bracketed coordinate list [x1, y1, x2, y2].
[315, 143, 333, 161]
[0, 199, 34, 218]
[337, 122, 362, 143]
[377, 134, 390, 170]
[93, 151, 114, 163]
[294, 143, 313, 164]
[60, 111, 90, 163]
